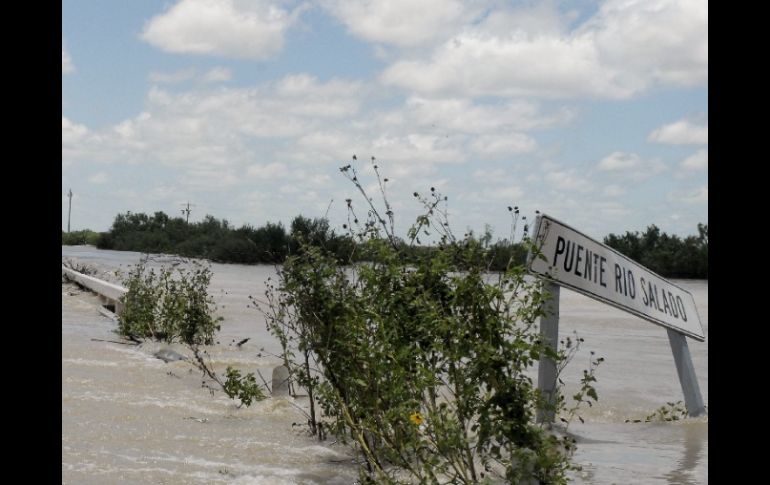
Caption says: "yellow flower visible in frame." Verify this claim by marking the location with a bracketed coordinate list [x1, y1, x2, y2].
[409, 412, 424, 426]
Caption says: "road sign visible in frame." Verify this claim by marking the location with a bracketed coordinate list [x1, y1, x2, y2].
[528, 214, 705, 341]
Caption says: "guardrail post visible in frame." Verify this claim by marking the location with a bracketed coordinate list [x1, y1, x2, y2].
[666, 329, 706, 417]
[537, 282, 560, 423]
[271, 365, 290, 397]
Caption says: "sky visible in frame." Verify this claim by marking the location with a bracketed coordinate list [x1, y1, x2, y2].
[62, 0, 707, 242]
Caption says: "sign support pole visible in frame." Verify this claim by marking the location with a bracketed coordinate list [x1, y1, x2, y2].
[666, 329, 706, 417]
[537, 282, 560, 424]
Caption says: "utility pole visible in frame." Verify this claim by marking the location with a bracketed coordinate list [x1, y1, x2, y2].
[181, 202, 194, 224]
[67, 189, 73, 233]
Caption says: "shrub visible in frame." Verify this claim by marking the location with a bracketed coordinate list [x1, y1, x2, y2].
[118, 256, 267, 407]
[209, 236, 259, 264]
[62, 229, 101, 246]
[259, 158, 599, 484]
[117, 258, 222, 346]
[175, 235, 218, 259]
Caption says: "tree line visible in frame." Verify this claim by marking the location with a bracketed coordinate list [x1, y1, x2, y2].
[63, 211, 707, 278]
[603, 223, 708, 279]
[90, 211, 349, 264]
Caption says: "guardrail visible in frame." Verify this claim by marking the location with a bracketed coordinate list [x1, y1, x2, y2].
[62, 266, 127, 315]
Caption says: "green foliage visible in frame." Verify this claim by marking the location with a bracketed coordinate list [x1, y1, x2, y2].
[604, 223, 708, 279]
[96, 210, 348, 264]
[555, 334, 602, 427]
[223, 367, 267, 407]
[117, 258, 222, 346]
[118, 261, 162, 340]
[62, 229, 101, 246]
[62, 258, 98, 276]
[117, 257, 268, 407]
[208, 236, 260, 264]
[623, 401, 690, 423]
[259, 158, 599, 484]
[94, 209, 528, 271]
[92, 202, 705, 278]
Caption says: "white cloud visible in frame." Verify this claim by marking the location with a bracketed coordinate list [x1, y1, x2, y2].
[402, 96, 575, 133]
[139, 75, 365, 147]
[648, 119, 708, 145]
[140, 0, 302, 60]
[320, 0, 469, 47]
[62, 117, 89, 145]
[598, 151, 643, 171]
[368, 133, 465, 166]
[477, 2, 574, 38]
[65, 66, 696, 235]
[544, 170, 592, 192]
[595, 201, 629, 218]
[203, 66, 232, 82]
[61, 75, 374, 208]
[487, 185, 524, 200]
[469, 133, 536, 157]
[62, 44, 74, 74]
[295, 130, 359, 162]
[88, 172, 109, 184]
[380, 0, 707, 99]
[362, 96, 573, 163]
[67, 74, 503, 192]
[182, 167, 241, 188]
[288, 93, 567, 171]
[597, 151, 666, 180]
[524, 194, 630, 238]
[382, 33, 626, 99]
[148, 68, 197, 83]
[62, 117, 106, 167]
[679, 185, 708, 204]
[246, 162, 291, 179]
[681, 149, 708, 170]
[473, 168, 507, 181]
[463, 185, 524, 203]
[587, 0, 708, 87]
[602, 184, 625, 197]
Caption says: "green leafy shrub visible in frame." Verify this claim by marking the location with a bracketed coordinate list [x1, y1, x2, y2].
[209, 236, 259, 264]
[118, 257, 268, 407]
[117, 258, 222, 346]
[222, 367, 266, 407]
[62, 229, 101, 246]
[624, 401, 691, 423]
[259, 158, 599, 484]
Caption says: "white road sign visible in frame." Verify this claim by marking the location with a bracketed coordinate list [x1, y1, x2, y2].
[527, 214, 705, 341]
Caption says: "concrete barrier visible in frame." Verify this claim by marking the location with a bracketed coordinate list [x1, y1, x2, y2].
[271, 365, 291, 397]
[62, 266, 127, 315]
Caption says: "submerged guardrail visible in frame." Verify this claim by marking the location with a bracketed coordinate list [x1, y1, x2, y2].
[62, 266, 127, 315]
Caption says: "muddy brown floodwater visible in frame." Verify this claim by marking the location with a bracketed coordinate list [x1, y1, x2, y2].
[62, 246, 707, 484]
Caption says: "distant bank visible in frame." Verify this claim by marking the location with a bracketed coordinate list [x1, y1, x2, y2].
[63, 211, 707, 278]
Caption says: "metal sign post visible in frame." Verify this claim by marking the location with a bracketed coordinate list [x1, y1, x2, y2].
[666, 329, 705, 416]
[528, 214, 706, 422]
[537, 282, 560, 424]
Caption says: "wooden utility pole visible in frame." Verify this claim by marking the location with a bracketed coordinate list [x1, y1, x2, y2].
[181, 202, 194, 223]
[67, 189, 73, 233]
